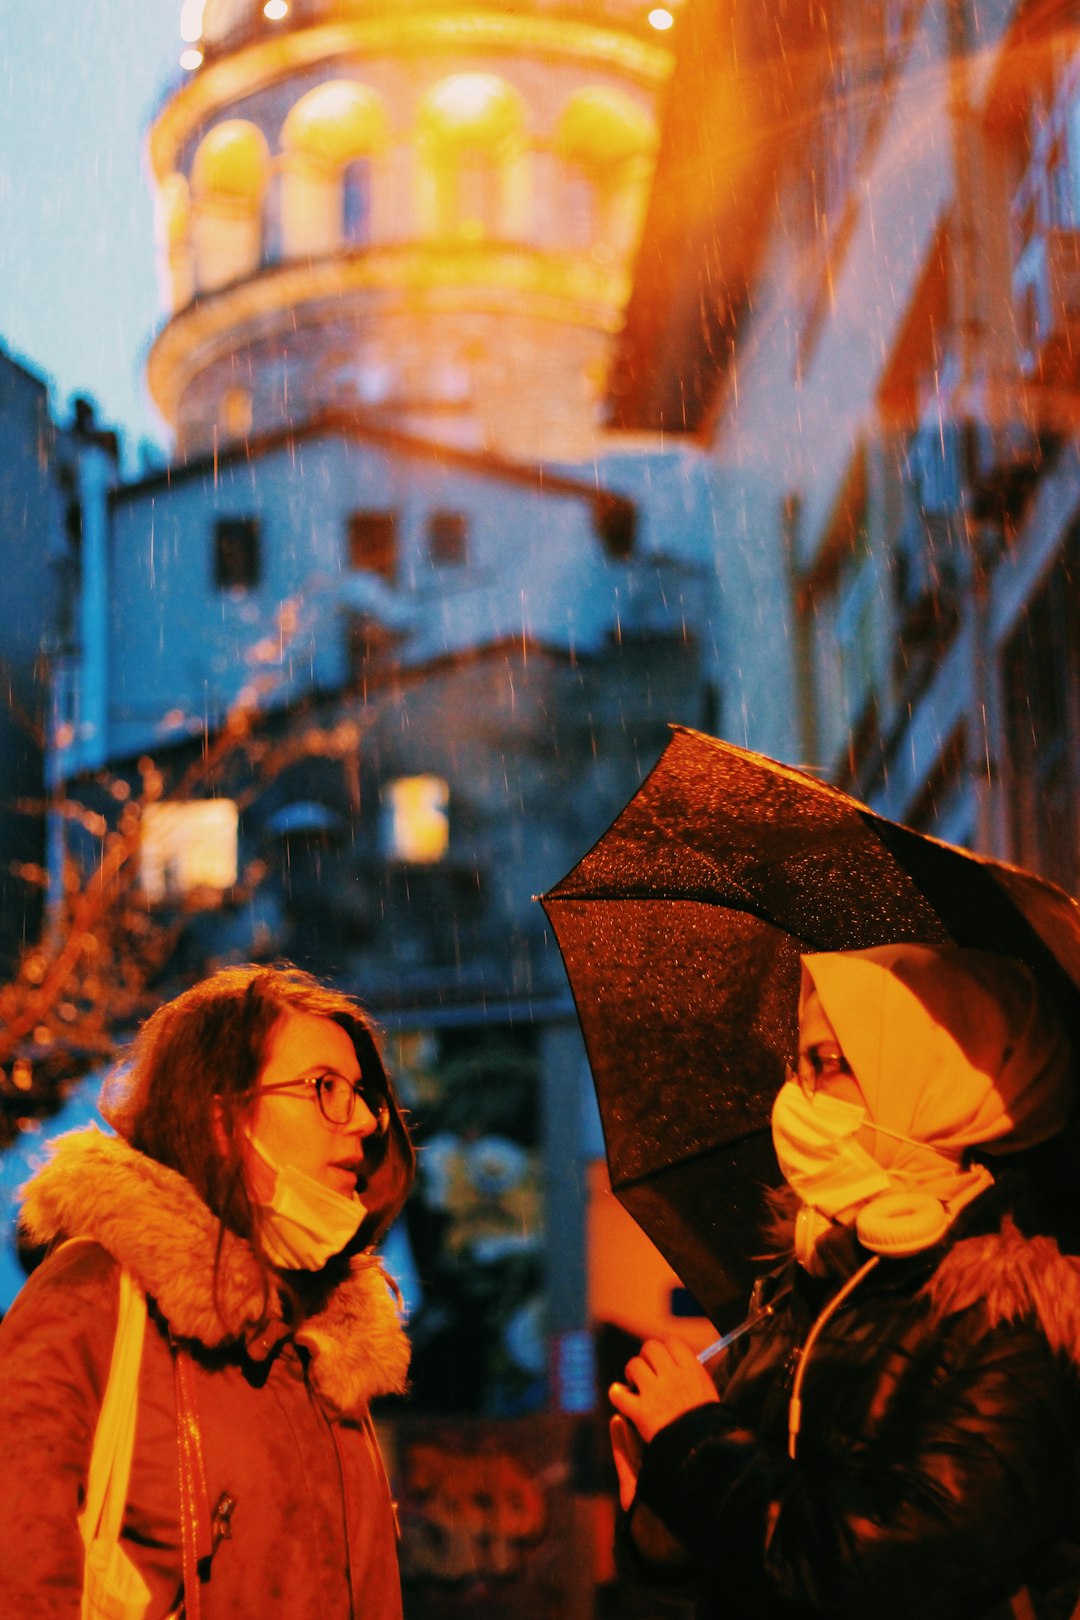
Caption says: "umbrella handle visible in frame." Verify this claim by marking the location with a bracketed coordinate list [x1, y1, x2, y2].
[696, 1287, 792, 1370]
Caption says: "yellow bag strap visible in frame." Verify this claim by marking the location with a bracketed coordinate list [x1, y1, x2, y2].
[80, 1267, 148, 1551]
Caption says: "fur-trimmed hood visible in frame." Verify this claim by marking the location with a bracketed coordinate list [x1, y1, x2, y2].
[19, 1127, 410, 1416]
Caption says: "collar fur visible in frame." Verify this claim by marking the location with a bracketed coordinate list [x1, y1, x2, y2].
[19, 1127, 410, 1416]
[928, 1215, 1080, 1363]
[764, 1180, 1080, 1364]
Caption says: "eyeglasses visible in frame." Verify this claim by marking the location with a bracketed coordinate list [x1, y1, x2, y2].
[785, 1044, 853, 1096]
[254, 1071, 391, 1132]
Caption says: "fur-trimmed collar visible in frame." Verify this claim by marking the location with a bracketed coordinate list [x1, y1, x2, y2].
[929, 1216, 1080, 1362]
[764, 1181, 1080, 1363]
[19, 1127, 410, 1416]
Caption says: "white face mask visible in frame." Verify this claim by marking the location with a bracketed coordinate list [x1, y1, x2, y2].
[247, 1133, 367, 1271]
[771, 1080, 891, 1223]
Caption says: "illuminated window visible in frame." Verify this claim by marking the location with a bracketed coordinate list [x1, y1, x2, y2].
[262, 169, 283, 262]
[455, 155, 501, 238]
[280, 82, 388, 259]
[221, 388, 253, 439]
[190, 121, 270, 292]
[427, 510, 469, 567]
[555, 89, 657, 256]
[140, 801, 239, 903]
[381, 776, 450, 864]
[347, 615, 399, 676]
[418, 75, 526, 242]
[348, 510, 397, 581]
[343, 159, 372, 245]
[214, 516, 260, 589]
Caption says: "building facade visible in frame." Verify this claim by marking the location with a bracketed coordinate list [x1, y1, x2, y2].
[616, 0, 1080, 897]
[0, 356, 120, 977]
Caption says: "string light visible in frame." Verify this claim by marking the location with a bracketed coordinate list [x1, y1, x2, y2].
[264, 0, 289, 18]
[180, 47, 204, 70]
[648, 7, 674, 27]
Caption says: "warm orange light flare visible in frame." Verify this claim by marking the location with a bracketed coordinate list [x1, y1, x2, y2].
[648, 7, 674, 28]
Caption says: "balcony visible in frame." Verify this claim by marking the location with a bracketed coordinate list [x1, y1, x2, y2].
[178, 0, 677, 69]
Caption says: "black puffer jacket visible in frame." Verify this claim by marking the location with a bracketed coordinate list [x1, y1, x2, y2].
[621, 1182, 1080, 1620]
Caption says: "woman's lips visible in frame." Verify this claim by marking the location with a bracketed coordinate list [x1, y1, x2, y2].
[328, 1160, 366, 1193]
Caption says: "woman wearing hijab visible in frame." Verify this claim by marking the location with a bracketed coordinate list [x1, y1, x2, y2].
[0, 963, 415, 1619]
[610, 943, 1080, 1620]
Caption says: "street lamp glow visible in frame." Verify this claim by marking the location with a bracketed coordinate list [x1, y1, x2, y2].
[179, 47, 204, 70]
[648, 7, 675, 27]
[263, 0, 289, 18]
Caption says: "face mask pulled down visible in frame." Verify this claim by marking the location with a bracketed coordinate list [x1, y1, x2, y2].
[770, 1080, 967, 1269]
[771, 1083, 889, 1220]
[247, 1133, 367, 1271]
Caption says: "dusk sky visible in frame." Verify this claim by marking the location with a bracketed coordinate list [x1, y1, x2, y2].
[0, 1, 183, 466]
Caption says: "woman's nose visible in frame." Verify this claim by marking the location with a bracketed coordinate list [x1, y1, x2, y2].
[345, 1095, 382, 1138]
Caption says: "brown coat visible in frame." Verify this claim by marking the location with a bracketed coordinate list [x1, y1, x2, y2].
[0, 1128, 411, 1618]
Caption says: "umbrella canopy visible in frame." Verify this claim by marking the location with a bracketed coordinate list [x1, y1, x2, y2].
[540, 728, 1080, 1326]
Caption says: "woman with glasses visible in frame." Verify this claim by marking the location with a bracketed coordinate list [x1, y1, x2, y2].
[610, 944, 1080, 1620]
[0, 963, 415, 1619]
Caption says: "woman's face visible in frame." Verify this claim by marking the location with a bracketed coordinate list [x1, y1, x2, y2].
[246, 1010, 385, 1197]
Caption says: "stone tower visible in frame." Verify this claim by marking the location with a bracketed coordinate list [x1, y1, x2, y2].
[148, 0, 681, 461]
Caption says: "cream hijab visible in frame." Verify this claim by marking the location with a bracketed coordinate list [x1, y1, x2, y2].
[800, 944, 1073, 1211]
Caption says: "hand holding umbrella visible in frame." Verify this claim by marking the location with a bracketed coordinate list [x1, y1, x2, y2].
[609, 1339, 719, 1508]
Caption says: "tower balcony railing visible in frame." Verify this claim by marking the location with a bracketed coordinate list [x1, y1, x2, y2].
[186, 0, 679, 66]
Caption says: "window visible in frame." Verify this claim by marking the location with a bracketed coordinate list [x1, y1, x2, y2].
[593, 493, 637, 559]
[214, 517, 260, 590]
[1004, 537, 1080, 895]
[221, 387, 252, 440]
[262, 169, 283, 264]
[347, 615, 400, 676]
[348, 511, 397, 581]
[343, 158, 371, 245]
[455, 154, 502, 238]
[427, 510, 469, 567]
[381, 775, 450, 864]
[418, 75, 526, 243]
[140, 800, 239, 904]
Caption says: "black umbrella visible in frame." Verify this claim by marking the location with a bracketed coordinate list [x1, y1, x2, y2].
[540, 728, 1080, 1326]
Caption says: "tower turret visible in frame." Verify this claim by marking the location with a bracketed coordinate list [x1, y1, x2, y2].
[148, 0, 680, 461]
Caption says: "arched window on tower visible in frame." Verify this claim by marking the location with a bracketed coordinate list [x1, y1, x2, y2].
[343, 158, 372, 245]
[190, 119, 271, 292]
[262, 167, 283, 264]
[417, 75, 529, 243]
[555, 89, 658, 260]
[279, 80, 388, 259]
